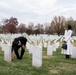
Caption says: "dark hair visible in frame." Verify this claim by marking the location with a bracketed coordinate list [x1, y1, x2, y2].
[67, 24, 72, 30]
[14, 38, 19, 44]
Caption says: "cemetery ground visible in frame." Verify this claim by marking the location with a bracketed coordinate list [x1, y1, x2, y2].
[0, 47, 76, 75]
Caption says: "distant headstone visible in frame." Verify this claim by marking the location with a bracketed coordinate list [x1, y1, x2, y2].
[28, 45, 33, 54]
[26, 42, 30, 50]
[44, 42, 47, 48]
[47, 45, 52, 55]
[52, 44, 56, 51]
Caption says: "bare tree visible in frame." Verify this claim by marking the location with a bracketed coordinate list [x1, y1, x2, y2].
[44, 24, 51, 34]
[65, 17, 76, 34]
[26, 22, 34, 35]
[34, 23, 44, 34]
[2, 17, 18, 34]
[0, 25, 3, 33]
[17, 23, 26, 34]
[51, 16, 66, 35]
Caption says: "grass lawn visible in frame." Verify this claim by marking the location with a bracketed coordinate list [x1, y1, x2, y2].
[0, 46, 76, 75]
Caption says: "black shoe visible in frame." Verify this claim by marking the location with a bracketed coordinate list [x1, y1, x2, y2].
[17, 57, 20, 59]
[19, 57, 22, 60]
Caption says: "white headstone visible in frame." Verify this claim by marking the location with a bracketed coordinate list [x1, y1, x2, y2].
[55, 42, 59, 48]
[26, 42, 30, 50]
[38, 42, 42, 49]
[47, 45, 53, 55]
[28, 45, 33, 54]
[1, 44, 6, 51]
[4, 45, 11, 62]
[52, 44, 56, 51]
[71, 46, 76, 58]
[32, 46, 42, 67]
[44, 42, 47, 48]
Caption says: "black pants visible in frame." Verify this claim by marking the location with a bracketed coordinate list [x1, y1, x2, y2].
[65, 55, 70, 59]
[14, 45, 25, 59]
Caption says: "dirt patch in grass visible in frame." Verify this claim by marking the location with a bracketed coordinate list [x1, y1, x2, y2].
[58, 62, 76, 72]
[49, 70, 59, 74]
[42, 56, 56, 59]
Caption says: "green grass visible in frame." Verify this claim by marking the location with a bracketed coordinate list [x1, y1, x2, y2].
[0, 47, 76, 75]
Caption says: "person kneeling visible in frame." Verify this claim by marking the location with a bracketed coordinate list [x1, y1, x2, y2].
[11, 36, 27, 60]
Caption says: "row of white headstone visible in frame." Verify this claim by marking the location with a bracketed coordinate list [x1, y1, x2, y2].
[26, 40, 60, 67]
[0, 34, 76, 67]
[0, 36, 60, 67]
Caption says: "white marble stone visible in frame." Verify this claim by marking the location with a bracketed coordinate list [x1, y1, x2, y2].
[71, 46, 76, 58]
[52, 44, 57, 52]
[38, 42, 42, 46]
[38, 42, 42, 49]
[47, 45, 52, 55]
[48, 41, 50, 45]
[32, 46, 42, 67]
[26, 42, 30, 50]
[28, 45, 34, 54]
[55, 42, 59, 49]
[1, 44, 6, 51]
[44, 42, 47, 48]
[4, 45, 11, 62]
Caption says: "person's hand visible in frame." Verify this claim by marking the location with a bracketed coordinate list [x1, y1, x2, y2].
[11, 51, 15, 57]
[22, 45, 25, 49]
[64, 41, 67, 43]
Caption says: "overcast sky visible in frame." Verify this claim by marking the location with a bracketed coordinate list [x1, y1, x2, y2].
[0, 0, 76, 25]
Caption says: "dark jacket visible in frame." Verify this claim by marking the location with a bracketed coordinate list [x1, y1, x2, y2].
[11, 36, 27, 52]
[18, 36, 27, 45]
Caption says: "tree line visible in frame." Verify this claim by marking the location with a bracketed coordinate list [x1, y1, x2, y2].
[0, 16, 76, 35]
